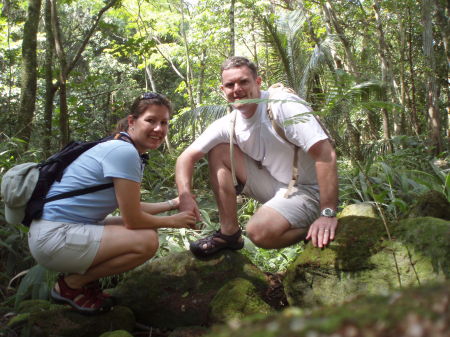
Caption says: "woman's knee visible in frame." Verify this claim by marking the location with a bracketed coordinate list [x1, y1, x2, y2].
[134, 230, 159, 259]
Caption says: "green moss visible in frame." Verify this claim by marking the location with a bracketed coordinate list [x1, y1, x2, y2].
[394, 217, 450, 278]
[113, 251, 269, 329]
[284, 216, 449, 308]
[407, 191, 450, 220]
[7, 313, 30, 328]
[17, 299, 65, 314]
[210, 278, 273, 323]
[339, 203, 378, 218]
[8, 305, 135, 337]
[204, 282, 450, 337]
[99, 330, 134, 337]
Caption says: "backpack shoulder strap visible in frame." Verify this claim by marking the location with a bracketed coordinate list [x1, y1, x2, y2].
[228, 106, 239, 188]
[267, 84, 299, 198]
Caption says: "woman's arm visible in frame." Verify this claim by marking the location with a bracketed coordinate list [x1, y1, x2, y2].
[140, 198, 179, 215]
[113, 178, 195, 230]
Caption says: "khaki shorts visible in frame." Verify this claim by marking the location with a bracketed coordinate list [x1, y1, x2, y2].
[241, 156, 320, 228]
[28, 219, 103, 274]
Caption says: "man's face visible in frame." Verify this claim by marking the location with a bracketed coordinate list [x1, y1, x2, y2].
[220, 66, 262, 118]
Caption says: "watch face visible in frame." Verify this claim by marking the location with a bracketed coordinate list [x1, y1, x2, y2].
[321, 208, 336, 217]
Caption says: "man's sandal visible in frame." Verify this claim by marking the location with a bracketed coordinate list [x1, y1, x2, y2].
[50, 275, 114, 315]
[190, 228, 244, 258]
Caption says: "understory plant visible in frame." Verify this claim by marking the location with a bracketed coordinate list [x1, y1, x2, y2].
[339, 136, 449, 219]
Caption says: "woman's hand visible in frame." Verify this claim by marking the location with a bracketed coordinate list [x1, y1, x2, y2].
[167, 197, 180, 210]
[170, 211, 197, 229]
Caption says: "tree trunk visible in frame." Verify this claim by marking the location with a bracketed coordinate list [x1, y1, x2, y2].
[50, 0, 69, 147]
[145, 63, 157, 92]
[229, 0, 235, 56]
[51, 0, 119, 146]
[398, 15, 407, 135]
[196, 49, 206, 105]
[322, 0, 358, 76]
[179, 0, 195, 110]
[433, 0, 450, 139]
[422, 0, 443, 154]
[43, 0, 57, 157]
[373, 0, 393, 152]
[16, 0, 42, 145]
[407, 7, 420, 135]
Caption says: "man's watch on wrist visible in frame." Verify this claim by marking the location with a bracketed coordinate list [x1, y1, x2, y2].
[320, 208, 337, 218]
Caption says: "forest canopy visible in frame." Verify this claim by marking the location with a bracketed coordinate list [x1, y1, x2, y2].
[0, 0, 448, 230]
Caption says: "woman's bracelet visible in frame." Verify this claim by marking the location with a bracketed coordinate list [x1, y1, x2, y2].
[167, 199, 175, 210]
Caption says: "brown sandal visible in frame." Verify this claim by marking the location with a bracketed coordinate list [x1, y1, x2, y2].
[190, 228, 244, 258]
[50, 275, 114, 315]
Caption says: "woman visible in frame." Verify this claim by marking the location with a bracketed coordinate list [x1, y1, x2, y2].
[28, 92, 196, 314]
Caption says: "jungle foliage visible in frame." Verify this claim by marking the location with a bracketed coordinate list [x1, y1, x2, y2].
[0, 0, 449, 313]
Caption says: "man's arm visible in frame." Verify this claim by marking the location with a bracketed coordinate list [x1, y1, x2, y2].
[175, 146, 206, 222]
[305, 139, 338, 248]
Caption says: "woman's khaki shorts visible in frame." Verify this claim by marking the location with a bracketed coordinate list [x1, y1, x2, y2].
[28, 219, 104, 274]
[241, 156, 320, 228]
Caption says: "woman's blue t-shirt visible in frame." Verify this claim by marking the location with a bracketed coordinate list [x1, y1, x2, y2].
[42, 140, 143, 224]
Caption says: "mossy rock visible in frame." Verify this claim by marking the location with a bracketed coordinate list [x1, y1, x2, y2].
[339, 203, 378, 218]
[284, 216, 448, 307]
[407, 190, 450, 220]
[204, 281, 450, 337]
[99, 330, 134, 337]
[112, 250, 269, 329]
[7, 300, 135, 337]
[167, 326, 209, 337]
[393, 216, 450, 278]
[210, 278, 274, 323]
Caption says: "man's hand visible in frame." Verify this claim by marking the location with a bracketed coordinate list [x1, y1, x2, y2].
[179, 193, 201, 227]
[305, 216, 338, 248]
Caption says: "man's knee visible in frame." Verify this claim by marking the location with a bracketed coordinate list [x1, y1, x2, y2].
[246, 222, 273, 249]
[208, 144, 230, 163]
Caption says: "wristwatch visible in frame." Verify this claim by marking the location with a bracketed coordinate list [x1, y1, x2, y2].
[320, 208, 336, 217]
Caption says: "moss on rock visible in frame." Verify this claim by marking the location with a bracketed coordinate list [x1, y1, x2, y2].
[6, 300, 135, 337]
[205, 282, 450, 337]
[167, 326, 209, 337]
[407, 190, 450, 220]
[284, 216, 448, 308]
[99, 330, 134, 337]
[339, 203, 378, 218]
[210, 278, 273, 323]
[112, 250, 269, 329]
[394, 216, 450, 278]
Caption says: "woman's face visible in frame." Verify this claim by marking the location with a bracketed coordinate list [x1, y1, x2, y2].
[128, 104, 169, 153]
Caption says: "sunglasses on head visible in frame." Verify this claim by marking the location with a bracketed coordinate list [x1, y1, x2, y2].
[140, 92, 162, 100]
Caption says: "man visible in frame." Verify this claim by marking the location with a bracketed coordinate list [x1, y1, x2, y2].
[176, 56, 338, 258]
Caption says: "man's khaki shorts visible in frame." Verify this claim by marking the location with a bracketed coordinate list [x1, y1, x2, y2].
[28, 219, 103, 274]
[241, 155, 320, 228]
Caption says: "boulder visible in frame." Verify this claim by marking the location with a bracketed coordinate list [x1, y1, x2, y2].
[339, 202, 378, 218]
[7, 300, 135, 337]
[407, 190, 450, 220]
[112, 250, 270, 329]
[167, 326, 209, 337]
[99, 331, 134, 337]
[210, 278, 273, 323]
[283, 216, 449, 307]
[205, 281, 450, 337]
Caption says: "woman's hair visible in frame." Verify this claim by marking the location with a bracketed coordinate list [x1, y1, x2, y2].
[115, 92, 173, 132]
